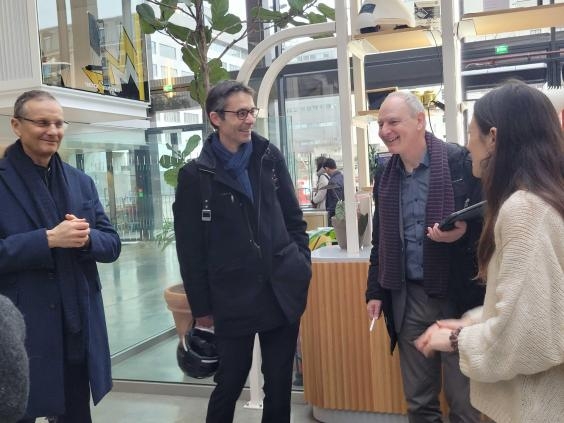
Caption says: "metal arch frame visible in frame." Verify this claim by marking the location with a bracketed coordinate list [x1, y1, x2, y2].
[252, 37, 338, 137]
[236, 22, 336, 86]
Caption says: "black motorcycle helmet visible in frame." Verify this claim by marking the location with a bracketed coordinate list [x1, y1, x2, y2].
[177, 327, 219, 379]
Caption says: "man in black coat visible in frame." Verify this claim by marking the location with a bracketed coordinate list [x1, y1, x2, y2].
[173, 80, 311, 423]
[365, 91, 483, 422]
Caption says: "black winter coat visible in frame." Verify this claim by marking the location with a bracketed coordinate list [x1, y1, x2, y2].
[173, 132, 311, 337]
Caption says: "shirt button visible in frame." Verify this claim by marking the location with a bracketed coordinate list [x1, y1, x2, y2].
[48, 303, 56, 310]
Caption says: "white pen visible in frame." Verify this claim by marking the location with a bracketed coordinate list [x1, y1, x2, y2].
[369, 317, 376, 332]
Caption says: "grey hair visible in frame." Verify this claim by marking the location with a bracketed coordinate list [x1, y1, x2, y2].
[385, 90, 425, 116]
[13, 90, 58, 118]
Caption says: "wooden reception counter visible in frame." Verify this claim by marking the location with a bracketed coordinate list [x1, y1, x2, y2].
[301, 245, 408, 422]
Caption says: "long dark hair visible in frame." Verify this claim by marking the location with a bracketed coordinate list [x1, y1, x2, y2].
[472, 80, 564, 279]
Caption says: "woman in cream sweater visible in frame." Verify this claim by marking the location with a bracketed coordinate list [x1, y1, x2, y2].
[416, 80, 564, 422]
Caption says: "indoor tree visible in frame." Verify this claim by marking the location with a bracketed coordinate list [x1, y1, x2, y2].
[137, 0, 334, 246]
[136, 0, 334, 189]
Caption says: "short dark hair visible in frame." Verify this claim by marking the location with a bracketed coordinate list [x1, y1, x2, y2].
[315, 155, 326, 171]
[323, 158, 337, 169]
[13, 90, 58, 118]
[205, 80, 255, 129]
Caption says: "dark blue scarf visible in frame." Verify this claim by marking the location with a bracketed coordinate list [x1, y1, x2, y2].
[6, 141, 87, 338]
[210, 133, 254, 202]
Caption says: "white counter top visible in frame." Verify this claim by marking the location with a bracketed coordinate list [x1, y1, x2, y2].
[311, 245, 371, 263]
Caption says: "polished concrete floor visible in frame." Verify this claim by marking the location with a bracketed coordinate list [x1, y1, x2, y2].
[95, 241, 306, 422]
[98, 241, 180, 356]
[90, 392, 317, 423]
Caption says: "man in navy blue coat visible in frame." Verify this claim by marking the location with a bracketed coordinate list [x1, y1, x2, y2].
[0, 90, 121, 422]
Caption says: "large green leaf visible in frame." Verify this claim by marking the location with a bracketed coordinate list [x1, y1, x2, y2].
[317, 3, 335, 21]
[136, 4, 164, 33]
[159, 154, 184, 169]
[190, 79, 207, 108]
[288, 0, 307, 11]
[208, 59, 229, 84]
[210, 0, 229, 20]
[305, 12, 327, 24]
[160, 0, 178, 21]
[251, 7, 283, 21]
[167, 22, 192, 43]
[182, 134, 201, 156]
[164, 168, 180, 188]
[212, 13, 242, 34]
[181, 45, 200, 73]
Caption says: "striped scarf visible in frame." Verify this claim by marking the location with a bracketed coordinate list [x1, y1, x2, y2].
[377, 132, 454, 296]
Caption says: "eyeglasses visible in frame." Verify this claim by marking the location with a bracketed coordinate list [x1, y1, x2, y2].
[16, 116, 69, 129]
[220, 108, 260, 120]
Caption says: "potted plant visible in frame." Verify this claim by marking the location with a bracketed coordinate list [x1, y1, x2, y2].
[331, 200, 369, 250]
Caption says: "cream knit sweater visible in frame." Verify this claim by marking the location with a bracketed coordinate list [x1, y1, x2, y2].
[458, 190, 564, 423]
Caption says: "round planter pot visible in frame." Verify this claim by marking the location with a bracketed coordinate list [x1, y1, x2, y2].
[163, 283, 193, 340]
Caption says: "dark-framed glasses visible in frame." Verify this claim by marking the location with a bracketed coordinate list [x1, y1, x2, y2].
[16, 116, 69, 129]
[220, 107, 260, 120]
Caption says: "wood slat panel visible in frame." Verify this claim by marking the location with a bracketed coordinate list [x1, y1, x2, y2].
[301, 261, 407, 414]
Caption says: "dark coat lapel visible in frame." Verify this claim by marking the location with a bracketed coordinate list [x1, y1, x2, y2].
[0, 159, 44, 228]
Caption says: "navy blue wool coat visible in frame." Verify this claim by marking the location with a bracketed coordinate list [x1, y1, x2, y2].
[0, 149, 121, 418]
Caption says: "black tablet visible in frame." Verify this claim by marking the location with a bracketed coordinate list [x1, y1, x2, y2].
[438, 200, 486, 231]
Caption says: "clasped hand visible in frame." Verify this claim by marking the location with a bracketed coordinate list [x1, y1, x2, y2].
[414, 318, 468, 357]
[47, 214, 90, 249]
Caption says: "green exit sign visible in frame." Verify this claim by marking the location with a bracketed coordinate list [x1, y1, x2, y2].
[495, 45, 509, 55]
[163, 84, 173, 92]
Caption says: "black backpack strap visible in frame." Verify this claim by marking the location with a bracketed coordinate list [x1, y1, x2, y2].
[198, 168, 213, 222]
[198, 168, 213, 250]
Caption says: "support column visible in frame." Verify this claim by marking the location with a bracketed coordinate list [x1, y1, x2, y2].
[442, 0, 464, 144]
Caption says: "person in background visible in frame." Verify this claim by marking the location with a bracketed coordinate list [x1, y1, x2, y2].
[322, 158, 344, 223]
[0, 295, 29, 423]
[173, 80, 311, 423]
[0, 90, 121, 422]
[365, 90, 483, 422]
[311, 155, 329, 210]
[416, 80, 564, 423]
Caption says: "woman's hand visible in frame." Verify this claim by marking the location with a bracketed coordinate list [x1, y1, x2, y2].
[415, 327, 454, 357]
[415, 318, 470, 357]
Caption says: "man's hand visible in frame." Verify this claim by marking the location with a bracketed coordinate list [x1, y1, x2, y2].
[427, 220, 467, 243]
[195, 315, 214, 329]
[367, 299, 383, 320]
[46, 214, 90, 248]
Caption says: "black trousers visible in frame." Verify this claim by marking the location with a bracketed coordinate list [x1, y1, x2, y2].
[206, 322, 300, 423]
[18, 361, 92, 423]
